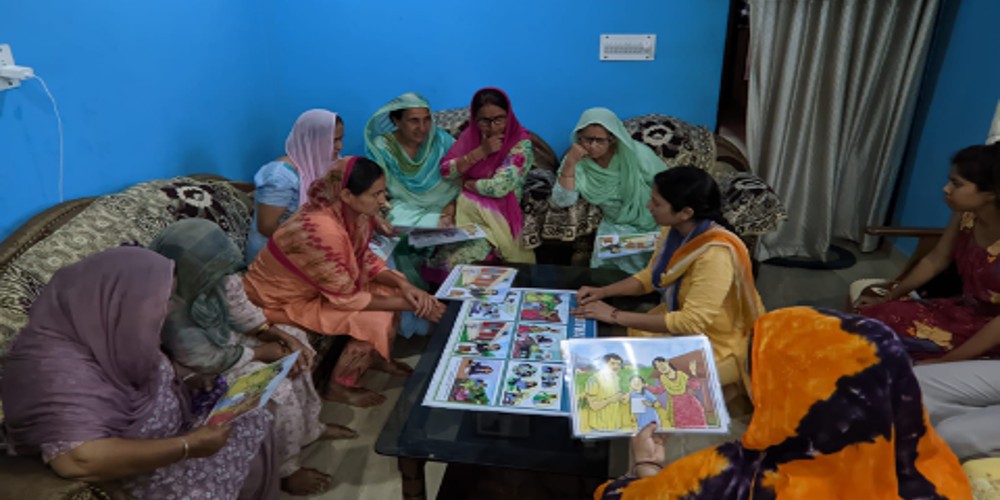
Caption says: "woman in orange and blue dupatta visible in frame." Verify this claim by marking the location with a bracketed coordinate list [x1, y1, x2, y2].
[574, 166, 764, 392]
[595, 307, 972, 499]
[243, 157, 446, 408]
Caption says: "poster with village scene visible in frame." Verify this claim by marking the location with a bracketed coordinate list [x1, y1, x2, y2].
[563, 336, 730, 438]
[423, 288, 596, 416]
[434, 265, 518, 303]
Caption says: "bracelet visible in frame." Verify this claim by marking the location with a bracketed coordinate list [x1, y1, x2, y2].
[179, 437, 190, 461]
[630, 460, 663, 478]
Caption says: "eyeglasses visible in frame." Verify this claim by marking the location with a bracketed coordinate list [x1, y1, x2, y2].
[578, 135, 612, 146]
[476, 115, 507, 127]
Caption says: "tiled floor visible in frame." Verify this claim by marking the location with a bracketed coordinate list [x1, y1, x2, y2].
[290, 241, 910, 499]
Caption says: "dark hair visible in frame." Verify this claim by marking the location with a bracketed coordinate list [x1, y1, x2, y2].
[471, 89, 509, 117]
[388, 107, 429, 124]
[653, 166, 733, 231]
[603, 353, 623, 363]
[630, 375, 645, 384]
[336, 115, 344, 126]
[953, 143, 1000, 204]
[345, 157, 385, 195]
[652, 356, 666, 366]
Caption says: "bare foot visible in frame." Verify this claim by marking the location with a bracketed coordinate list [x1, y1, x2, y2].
[281, 468, 331, 496]
[372, 357, 414, 377]
[319, 423, 358, 441]
[323, 383, 386, 408]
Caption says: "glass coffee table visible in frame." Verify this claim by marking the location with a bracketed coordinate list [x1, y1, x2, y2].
[375, 265, 642, 500]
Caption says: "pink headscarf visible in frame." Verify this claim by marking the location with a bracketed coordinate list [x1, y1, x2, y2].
[287, 109, 339, 207]
[442, 88, 531, 236]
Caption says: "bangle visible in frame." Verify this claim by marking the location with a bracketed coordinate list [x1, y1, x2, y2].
[630, 460, 662, 478]
[179, 437, 190, 461]
[250, 322, 270, 337]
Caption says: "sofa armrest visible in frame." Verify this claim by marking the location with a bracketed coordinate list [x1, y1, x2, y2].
[0, 454, 115, 500]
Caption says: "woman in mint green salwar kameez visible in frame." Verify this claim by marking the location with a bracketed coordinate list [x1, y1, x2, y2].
[551, 107, 667, 274]
[365, 93, 458, 228]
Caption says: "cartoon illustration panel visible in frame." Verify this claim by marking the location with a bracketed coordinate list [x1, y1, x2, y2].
[467, 291, 521, 322]
[499, 361, 565, 412]
[512, 324, 567, 362]
[518, 290, 572, 324]
[431, 357, 505, 407]
[450, 321, 515, 358]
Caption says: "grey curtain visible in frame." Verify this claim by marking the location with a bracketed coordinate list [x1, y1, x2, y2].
[748, 0, 940, 260]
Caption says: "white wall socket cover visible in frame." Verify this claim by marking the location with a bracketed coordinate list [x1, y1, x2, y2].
[0, 44, 21, 91]
[600, 34, 656, 61]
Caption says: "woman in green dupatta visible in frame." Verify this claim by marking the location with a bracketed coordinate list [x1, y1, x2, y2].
[551, 107, 667, 274]
[151, 219, 354, 496]
[365, 93, 458, 228]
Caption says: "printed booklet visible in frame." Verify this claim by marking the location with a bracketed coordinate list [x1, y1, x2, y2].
[595, 232, 660, 260]
[204, 352, 299, 426]
[434, 265, 518, 303]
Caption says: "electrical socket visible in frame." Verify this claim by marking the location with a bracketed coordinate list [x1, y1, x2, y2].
[599, 34, 656, 61]
[1, 44, 22, 91]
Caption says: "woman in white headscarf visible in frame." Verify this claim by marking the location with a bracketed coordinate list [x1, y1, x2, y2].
[246, 110, 344, 264]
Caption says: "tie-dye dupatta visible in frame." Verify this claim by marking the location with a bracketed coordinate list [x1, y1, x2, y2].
[596, 307, 972, 500]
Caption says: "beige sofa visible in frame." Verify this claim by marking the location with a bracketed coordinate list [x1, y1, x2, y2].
[0, 174, 254, 500]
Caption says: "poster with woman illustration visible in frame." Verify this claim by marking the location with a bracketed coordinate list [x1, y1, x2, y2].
[563, 336, 729, 438]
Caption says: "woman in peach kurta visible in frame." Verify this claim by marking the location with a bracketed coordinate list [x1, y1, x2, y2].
[244, 156, 445, 407]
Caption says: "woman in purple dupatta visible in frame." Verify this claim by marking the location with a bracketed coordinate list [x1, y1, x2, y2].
[431, 88, 536, 273]
[1, 247, 278, 500]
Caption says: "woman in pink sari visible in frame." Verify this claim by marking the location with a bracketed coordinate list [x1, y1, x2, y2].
[859, 143, 1000, 362]
[432, 88, 536, 270]
[647, 357, 707, 428]
[244, 157, 445, 407]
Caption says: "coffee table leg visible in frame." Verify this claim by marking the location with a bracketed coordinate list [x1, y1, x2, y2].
[398, 457, 426, 500]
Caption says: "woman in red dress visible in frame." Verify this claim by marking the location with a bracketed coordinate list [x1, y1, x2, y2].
[859, 143, 1000, 362]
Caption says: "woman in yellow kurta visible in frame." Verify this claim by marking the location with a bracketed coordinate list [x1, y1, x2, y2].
[244, 157, 446, 408]
[574, 166, 764, 392]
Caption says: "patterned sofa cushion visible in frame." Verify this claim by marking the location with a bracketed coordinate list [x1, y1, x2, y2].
[622, 114, 719, 175]
[0, 176, 252, 360]
[718, 172, 787, 236]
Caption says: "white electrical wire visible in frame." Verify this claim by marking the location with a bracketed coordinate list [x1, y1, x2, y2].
[32, 75, 64, 202]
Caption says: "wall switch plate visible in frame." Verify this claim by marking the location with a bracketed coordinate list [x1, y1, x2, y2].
[600, 34, 656, 61]
[0, 44, 21, 91]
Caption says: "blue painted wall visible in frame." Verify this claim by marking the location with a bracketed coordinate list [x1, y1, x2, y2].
[0, 1, 272, 237]
[259, 0, 730, 157]
[892, 0, 1000, 253]
[1, 0, 730, 239]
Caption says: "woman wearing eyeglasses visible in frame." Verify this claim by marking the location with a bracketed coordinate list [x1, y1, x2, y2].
[431, 88, 536, 274]
[552, 107, 667, 274]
